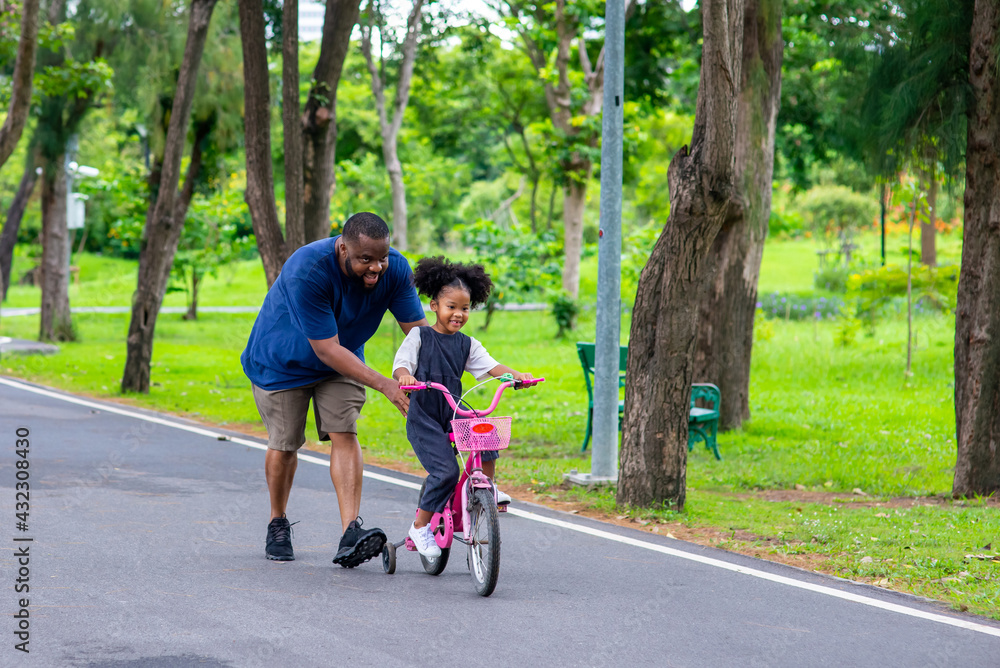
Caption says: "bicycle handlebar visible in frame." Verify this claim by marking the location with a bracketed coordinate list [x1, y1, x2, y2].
[400, 377, 545, 418]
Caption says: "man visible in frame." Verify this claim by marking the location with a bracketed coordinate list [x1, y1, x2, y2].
[241, 212, 428, 567]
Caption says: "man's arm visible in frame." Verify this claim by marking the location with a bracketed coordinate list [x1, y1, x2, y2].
[398, 318, 428, 335]
[308, 335, 410, 416]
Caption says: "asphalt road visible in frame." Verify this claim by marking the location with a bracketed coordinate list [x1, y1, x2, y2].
[1, 377, 998, 668]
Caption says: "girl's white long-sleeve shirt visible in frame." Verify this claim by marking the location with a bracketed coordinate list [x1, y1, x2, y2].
[392, 327, 499, 381]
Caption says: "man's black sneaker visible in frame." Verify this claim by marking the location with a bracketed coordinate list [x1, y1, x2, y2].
[332, 516, 386, 568]
[265, 515, 297, 561]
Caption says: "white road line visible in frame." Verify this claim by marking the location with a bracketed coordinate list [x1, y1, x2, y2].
[3, 376, 999, 639]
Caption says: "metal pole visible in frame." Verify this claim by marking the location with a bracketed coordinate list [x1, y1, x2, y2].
[591, 0, 625, 483]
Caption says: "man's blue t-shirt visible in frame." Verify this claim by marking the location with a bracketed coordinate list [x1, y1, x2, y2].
[241, 236, 425, 391]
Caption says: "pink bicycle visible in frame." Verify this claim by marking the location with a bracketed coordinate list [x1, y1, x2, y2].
[381, 374, 544, 596]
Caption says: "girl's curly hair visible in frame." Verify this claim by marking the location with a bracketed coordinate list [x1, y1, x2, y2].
[413, 256, 493, 308]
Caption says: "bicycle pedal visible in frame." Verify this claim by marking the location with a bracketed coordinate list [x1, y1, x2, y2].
[497, 505, 508, 513]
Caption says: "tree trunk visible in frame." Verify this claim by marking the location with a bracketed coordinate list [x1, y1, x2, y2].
[921, 164, 937, 266]
[387, 146, 408, 248]
[0, 0, 40, 169]
[122, 0, 217, 394]
[303, 0, 363, 243]
[239, 0, 287, 287]
[561, 173, 589, 297]
[0, 150, 39, 301]
[283, 0, 305, 253]
[619, 0, 745, 511]
[184, 270, 199, 320]
[518, 128, 540, 232]
[693, 0, 782, 431]
[953, 0, 1000, 498]
[39, 157, 73, 342]
[360, 0, 425, 251]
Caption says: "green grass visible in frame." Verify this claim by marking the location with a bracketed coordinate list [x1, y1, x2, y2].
[2, 229, 997, 619]
[758, 227, 966, 295]
[3, 246, 268, 310]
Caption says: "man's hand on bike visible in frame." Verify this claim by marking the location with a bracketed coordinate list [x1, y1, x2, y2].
[382, 379, 410, 416]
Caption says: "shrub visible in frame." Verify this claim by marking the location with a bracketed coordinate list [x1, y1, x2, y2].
[813, 264, 851, 293]
[798, 185, 878, 258]
[836, 316, 862, 347]
[455, 218, 561, 331]
[550, 291, 580, 338]
[846, 264, 960, 330]
[753, 308, 775, 342]
[768, 209, 805, 238]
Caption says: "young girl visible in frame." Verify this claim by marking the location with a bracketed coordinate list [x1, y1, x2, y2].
[392, 257, 533, 558]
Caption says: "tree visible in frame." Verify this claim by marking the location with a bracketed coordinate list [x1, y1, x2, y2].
[359, 0, 426, 251]
[303, 0, 364, 243]
[241, 0, 363, 285]
[238, 0, 286, 287]
[173, 178, 254, 320]
[483, 43, 549, 232]
[0, 147, 38, 301]
[693, 0, 782, 431]
[282, 0, 305, 251]
[0, 0, 40, 169]
[618, 0, 745, 510]
[34, 0, 114, 341]
[504, 0, 627, 298]
[846, 0, 970, 271]
[953, 0, 1000, 498]
[121, 0, 218, 393]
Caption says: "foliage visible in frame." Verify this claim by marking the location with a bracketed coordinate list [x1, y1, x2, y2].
[77, 155, 149, 259]
[847, 0, 973, 181]
[621, 224, 660, 308]
[835, 315, 862, 346]
[757, 292, 844, 321]
[631, 110, 693, 224]
[549, 291, 579, 339]
[768, 208, 806, 238]
[454, 217, 560, 330]
[798, 185, 878, 256]
[623, 0, 701, 113]
[846, 263, 960, 327]
[752, 308, 775, 342]
[813, 263, 851, 293]
[172, 170, 256, 311]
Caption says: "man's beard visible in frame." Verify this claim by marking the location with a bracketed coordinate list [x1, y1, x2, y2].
[346, 261, 381, 290]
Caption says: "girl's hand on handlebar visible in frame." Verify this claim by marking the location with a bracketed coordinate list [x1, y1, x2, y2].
[398, 374, 418, 388]
[512, 371, 534, 382]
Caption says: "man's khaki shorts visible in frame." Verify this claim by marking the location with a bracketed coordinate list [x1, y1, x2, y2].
[251, 376, 367, 451]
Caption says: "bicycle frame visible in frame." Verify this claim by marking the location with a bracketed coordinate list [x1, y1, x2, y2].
[401, 377, 544, 550]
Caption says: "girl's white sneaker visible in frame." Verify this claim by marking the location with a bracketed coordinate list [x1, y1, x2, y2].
[408, 522, 441, 558]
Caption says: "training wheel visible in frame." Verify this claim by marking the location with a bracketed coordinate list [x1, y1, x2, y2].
[382, 543, 396, 574]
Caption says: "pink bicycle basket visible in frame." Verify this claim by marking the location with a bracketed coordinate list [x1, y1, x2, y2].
[450, 417, 512, 452]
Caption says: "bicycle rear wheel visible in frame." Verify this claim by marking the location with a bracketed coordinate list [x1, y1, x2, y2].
[468, 488, 501, 596]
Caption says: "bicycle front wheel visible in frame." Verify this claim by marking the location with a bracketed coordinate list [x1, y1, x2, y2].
[468, 488, 501, 596]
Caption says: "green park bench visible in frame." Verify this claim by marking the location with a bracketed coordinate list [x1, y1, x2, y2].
[576, 342, 721, 460]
